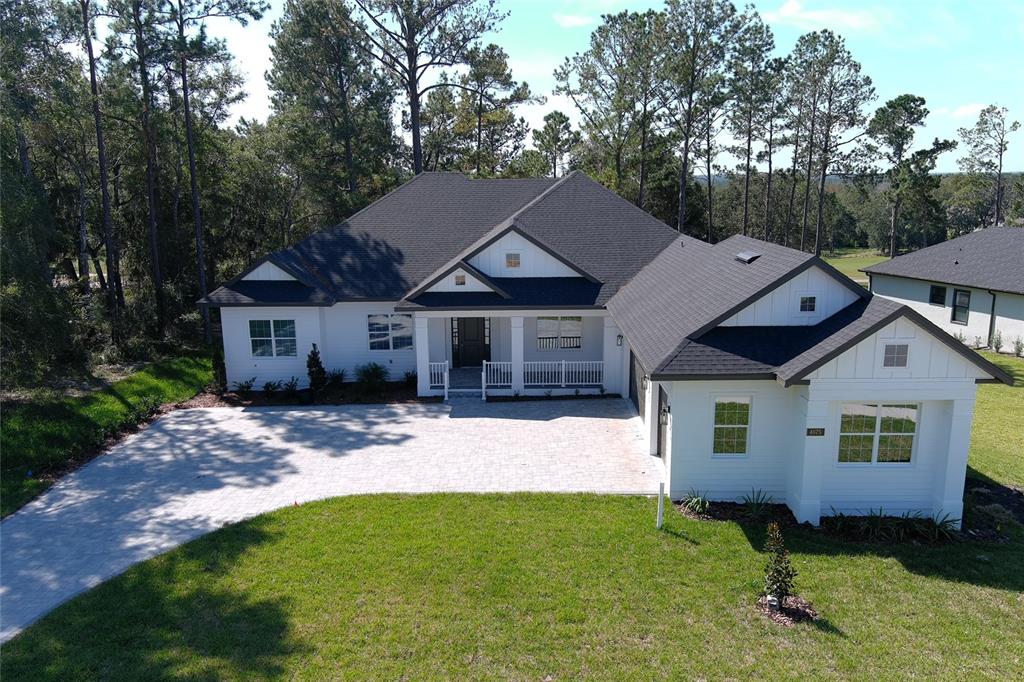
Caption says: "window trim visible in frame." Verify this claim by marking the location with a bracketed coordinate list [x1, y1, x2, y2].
[836, 403, 919, 467]
[536, 316, 583, 351]
[882, 343, 909, 368]
[504, 251, 521, 269]
[367, 313, 414, 352]
[951, 288, 971, 325]
[798, 295, 817, 313]
[711, 395, 752, 458]
[454, 274, 466, 286]
[248, 319, 297, 358]
[928, 284, 947, 306]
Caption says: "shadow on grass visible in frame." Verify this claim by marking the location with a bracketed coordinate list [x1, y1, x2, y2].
[736, 519, 1024, 593]
[1, 517, 305, 680]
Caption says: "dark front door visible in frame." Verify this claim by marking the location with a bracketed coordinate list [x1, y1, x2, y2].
[456, 317, 489, 367]
[629, 351, 645, 419]
[656, 386, 670, 459]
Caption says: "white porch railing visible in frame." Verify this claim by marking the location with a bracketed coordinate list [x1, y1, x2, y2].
[428, 361, 449, 400]
[524, 360, 603, 387]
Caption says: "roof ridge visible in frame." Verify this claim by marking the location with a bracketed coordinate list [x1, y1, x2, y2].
[502, 171, 581, 228]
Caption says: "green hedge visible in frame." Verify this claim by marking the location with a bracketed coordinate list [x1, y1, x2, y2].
[1, 354, 213, 517]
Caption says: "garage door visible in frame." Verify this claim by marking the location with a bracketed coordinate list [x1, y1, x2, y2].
[628, 351, 645, 420]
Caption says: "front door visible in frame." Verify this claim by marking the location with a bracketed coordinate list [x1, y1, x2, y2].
[456, 317, 489, 367]
[656, 386, 670, 459]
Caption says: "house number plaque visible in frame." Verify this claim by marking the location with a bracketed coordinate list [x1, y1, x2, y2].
[806, 427, 825, 437]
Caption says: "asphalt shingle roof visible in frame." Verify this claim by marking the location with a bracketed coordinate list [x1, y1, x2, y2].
[863, 227, 1024, 295]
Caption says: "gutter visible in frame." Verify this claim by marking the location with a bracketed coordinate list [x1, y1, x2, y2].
[987, 289, 998, 348]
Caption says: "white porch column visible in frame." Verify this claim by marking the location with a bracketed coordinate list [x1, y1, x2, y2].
[601, 317, 623, 394]
[510, 316, 525, 393]
[932, 398, 976, 528]
[789, 396, 829, 525]
[414, 315, 430, 396]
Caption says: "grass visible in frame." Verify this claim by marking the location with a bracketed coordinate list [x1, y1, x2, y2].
[0, 354, 213, 517]
[822, 247, 888, 286]
[2, 494, 1021, 680]
[969, 351, 1024, 489]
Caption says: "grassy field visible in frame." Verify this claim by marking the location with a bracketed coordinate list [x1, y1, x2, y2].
[0, 354, 213, 517]
[2, 494, 1020, 680]
[970, 352, 1024, 488]
[822, 248, 888, 286]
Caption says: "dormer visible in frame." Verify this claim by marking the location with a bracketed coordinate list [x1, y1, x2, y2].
[718, 265, 861, 327]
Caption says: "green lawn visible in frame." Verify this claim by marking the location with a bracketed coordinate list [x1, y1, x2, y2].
[2, 494, 1020, 680]
[969, 352, 1024, 489]
[0, 354, 213, 517]
[822, 248, 888, 286]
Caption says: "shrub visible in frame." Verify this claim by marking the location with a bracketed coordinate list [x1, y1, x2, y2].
[954, 330, 967, 344]
[681, 489, 710, 514]
[992, 330, 1003, 353]
[1013, 336, 1023, 358]
[742, 489, 773, 518]
[307, 344, 327, 396]
[232, 377, 256, 396]
[283, 376, 300, 399]
[356, 362, 389, 394]
[973, 335, 983, 349]
[403, 370, 417, 388]
[263, 380, 282, 395]
[821, 509, 959, 544]
[763, 521, 797, 601]
[326, 369, 346, 389]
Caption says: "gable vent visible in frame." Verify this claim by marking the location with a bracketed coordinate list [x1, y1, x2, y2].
[735, 250, 762, 264]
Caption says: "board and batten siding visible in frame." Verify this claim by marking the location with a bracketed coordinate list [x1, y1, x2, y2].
[720, 265, 860, 326]
[468, 231, 580, 278]
[425, 267, 496, 293]
[869, 273, 1024, 345]
[221, 302, 417, 388]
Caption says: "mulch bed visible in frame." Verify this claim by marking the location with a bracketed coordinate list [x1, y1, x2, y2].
[676, 501, 799, 527]
[756, 595, 819, 627]
[188, 384, 442, 408]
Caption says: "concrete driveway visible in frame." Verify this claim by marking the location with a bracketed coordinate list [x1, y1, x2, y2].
[0, 398, 659, 642]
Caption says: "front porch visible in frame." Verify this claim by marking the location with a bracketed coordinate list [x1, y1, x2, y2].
[413, 312, 627, 399]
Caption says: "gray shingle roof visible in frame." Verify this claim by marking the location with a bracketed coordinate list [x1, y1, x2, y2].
[606, 234, 866, 373]
[204, 280, 335, 306]
[863, 227, 1024, 295]
[205, 171, 679, 307]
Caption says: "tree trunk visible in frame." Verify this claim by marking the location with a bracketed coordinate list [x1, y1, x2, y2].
[783, 112, 802, 248]
[763, 117, 775, 242]
[81, 0, 120, 338]
[800, 105, 817, 252]
[813, 152, 828, 256]
[995, 149, 1004, 226]
[741, 108, 753, 236]
[637, 100, 650, 209]
[15, 122, 33, 178]
[177, 14, 211, 344]
[336, 70, 358, 194]
[132, 0, 165, 335]
[89, 242, 107, 291]
[888, 195, 901, 257]
[75, 167, 91, 294]
[475, 89, 483, 176]
[676, 93, 695, 231]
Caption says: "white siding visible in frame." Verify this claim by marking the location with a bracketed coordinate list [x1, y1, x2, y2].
[320, 303, 417, 379]
[720, 265, 859, 326]
[870, 274, 996, 344]
[241, 262, 295, 281]
[805, 315, 990, 382]
[221, 307, 322, 387]
[994, 292, 1024, 347]
[468, 231, 581, 278]
[425, 267, 496, 293]
[665, 379, 801, 501]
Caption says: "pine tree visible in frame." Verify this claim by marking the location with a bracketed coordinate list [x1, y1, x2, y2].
[763, 521, 797, 601]
[307, 343, 326, 396]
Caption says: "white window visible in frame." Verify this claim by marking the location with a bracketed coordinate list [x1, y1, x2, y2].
[712, 397, 751, 455]
[838, 403, 917, 464]
[454, 274, 466, 286]
[537, 316, 582, 350]
[505, 252, 521, 269]
[883, 343, 909, 368]
[799, 296, 816, 312]
[368, 314, 413, 351]
[249, 319, 296, 357]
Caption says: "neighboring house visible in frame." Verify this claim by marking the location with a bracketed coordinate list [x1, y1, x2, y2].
[863, 228, 1024, 349]
[204, 171, 1012, 527]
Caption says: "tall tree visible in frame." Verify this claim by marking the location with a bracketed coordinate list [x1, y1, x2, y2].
[868, 95, 955, 256]
[161, 0, 266, 343]
[462, 43, 533, 176]
[662, 0, 739, 231]
[419, 80, 465, 170]
[958, 104, 1020, 226]
[758, 57, 787, 241]
[344, 0, 506, 174]
[727, 9, 773, 236]
[532, 110, 579, 178]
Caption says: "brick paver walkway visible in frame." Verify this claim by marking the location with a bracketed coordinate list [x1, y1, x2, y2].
[0, 398, 659, 642]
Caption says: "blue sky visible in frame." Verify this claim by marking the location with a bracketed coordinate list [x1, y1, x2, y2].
[212, 0, 1024, 172]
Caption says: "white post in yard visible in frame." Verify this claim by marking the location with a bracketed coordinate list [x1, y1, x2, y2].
[656, 482, 665, 529]
[481, 361, 487, 401]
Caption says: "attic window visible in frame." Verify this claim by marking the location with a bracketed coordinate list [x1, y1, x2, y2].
[505, 252, 521, 268]
[735, 250, 761, 264]
[454, 274, 466, 286]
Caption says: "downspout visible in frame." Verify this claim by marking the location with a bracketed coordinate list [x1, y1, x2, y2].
[987, 289, 998, 349]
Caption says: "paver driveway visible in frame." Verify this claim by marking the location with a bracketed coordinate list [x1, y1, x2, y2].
[0, 398, 659, 642]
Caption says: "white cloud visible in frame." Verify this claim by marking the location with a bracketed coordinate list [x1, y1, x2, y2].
[951, 103, 986, 120]
[552, 13, 597, 29]
[763, 0, 883, 32]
